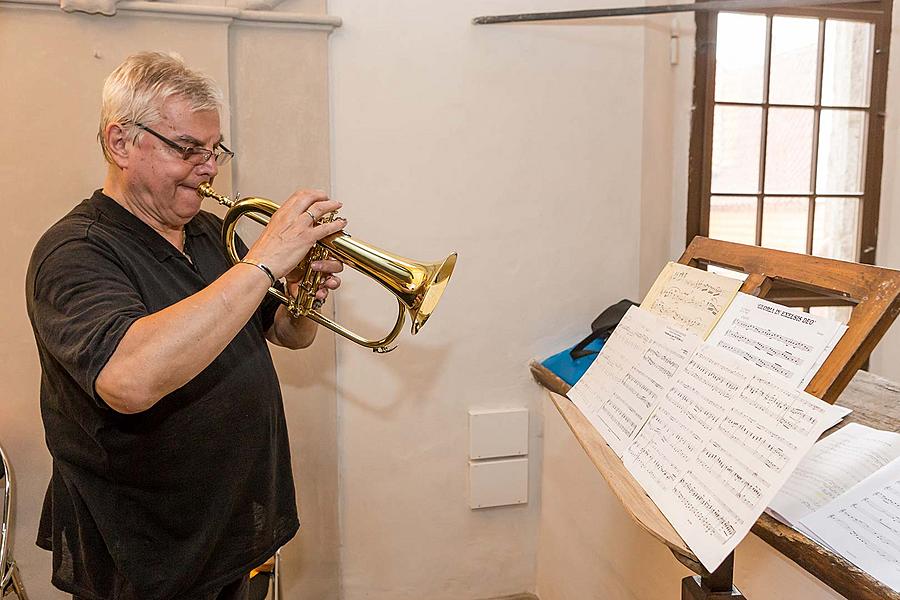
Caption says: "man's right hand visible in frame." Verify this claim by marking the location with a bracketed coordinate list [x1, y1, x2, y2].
[243, 189, 347, 279]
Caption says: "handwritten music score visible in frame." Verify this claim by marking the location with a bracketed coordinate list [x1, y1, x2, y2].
[706, 293, 847, 389]
[640, 262, 742, 338]
[800, 455, 900, 593]
[569, 307, 833, 572]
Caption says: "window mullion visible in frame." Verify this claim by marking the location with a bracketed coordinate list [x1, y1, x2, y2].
[756, 15, 774, 246]
[808, 18, 827, 255]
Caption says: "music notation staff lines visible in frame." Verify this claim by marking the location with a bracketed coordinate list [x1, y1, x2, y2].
[731, 317, 814, 353]
[598, 390, 643, 440]
[646, 302, 703, 332]
[671, 473, 740, 544]
[616, 322, 650, 354]
[776, 470, 845, 507]
[683, 356, 743, 399]
[741, 379, 828, 437]
[778, 399, 828, 436]
[667, 384, 724, 433]
[717, 408, 798, 472]
[851, 490, 900, 541]
[697, 441, 767, 509]
[722, 329, 803, 366]
[628, 432, 683, 489]
[643, 347, 681, 379]
[717, 341, 795, 380]
[628, 404, 704, 488]
[829, 504, 900, 565]
[622, 371, 659, 411]
[653, 287, 721, 317]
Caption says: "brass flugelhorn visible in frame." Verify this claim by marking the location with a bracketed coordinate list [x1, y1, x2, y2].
[197, 183, 457, 353]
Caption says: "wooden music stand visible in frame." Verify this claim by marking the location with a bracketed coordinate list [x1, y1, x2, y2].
[532, 237, 900, 599]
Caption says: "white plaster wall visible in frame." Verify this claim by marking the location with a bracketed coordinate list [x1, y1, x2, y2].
[0, 9, 339, 599]
[328, 2, 645, 598]
[640, 15, 679, 295]
[870, 5, 900, 379]
[667, 15, 697, 265]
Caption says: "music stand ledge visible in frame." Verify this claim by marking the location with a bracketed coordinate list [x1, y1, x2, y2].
[532, 237, 900, 600]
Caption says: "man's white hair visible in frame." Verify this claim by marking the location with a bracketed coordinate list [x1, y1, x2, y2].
[98, 51, 223, 163]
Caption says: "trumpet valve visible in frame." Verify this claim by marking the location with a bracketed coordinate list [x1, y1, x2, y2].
[290, 234, 334, 317]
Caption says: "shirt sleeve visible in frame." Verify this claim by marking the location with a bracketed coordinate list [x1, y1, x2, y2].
[30, 237, 148, 408]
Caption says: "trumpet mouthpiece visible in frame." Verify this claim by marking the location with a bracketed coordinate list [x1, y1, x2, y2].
[197, 182, 235, 208]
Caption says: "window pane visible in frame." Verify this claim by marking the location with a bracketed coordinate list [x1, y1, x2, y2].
[710, 196, 757, 245]
[769, 16, 820, 105]
[812, 197, 860, 261]
[810, 305, 852, 325]
[822, 20, 874, 107]
[761, 197, 809, 252]
[816, 109, 867, 194]
[711, 106, 763, 193]
[764, 108, 815, 193]
[715, 13, 767, 103]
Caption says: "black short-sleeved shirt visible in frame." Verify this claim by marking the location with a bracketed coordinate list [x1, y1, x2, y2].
[25, 190, 299, 600]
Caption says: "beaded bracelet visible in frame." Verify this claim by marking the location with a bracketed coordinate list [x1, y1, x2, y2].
[239, 259, 276, 287]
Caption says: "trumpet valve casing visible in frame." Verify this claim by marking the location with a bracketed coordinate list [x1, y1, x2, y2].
[292, 212, 336, 317]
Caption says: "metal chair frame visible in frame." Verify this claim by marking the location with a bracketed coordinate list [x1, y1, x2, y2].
[249, 547, 281, 600]
[0, 444, 28, 599]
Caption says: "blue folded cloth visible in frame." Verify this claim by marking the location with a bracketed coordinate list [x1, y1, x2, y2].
[540, 338, 605, 386]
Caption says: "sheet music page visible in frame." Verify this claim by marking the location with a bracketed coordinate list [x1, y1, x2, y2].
[640, 262, 742, 338]
[706, 293, 847, 389]
[568, 307, 701, 456]
[623, 343, 833, 572]
[768, 423, 900, 528]
[800, 455, 900, 593]
[823, 404, 853, 430]
[801, 325, 849, 388]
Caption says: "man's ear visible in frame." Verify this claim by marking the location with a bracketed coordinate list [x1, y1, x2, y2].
[105, 123, 131, 168]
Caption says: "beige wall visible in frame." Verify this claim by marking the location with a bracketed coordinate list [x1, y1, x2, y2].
[0, 7, 339, 600]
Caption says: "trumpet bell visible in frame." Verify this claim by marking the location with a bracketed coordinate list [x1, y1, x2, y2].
[411, 253, 457, 334]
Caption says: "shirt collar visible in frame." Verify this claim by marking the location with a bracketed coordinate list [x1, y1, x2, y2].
[89, 189, 204, 262]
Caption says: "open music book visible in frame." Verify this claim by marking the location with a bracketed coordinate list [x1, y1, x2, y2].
[768, 423, 900, 592]
[568, 263, 851, 573]
[799, 454, 900, 593]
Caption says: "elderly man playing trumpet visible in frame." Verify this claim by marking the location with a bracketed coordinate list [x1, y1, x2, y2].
[26, 52, 343, 600]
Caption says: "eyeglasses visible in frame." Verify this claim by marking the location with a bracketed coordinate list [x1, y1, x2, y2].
[136, 123, 234, 166]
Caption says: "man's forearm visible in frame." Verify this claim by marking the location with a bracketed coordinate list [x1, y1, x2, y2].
[95, 263, 273, 413]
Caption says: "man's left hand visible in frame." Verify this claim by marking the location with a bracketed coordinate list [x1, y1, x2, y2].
[284, 258, 344, 304]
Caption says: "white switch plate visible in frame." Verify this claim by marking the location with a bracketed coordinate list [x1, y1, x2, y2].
[468, 457, 528, 509]
[468, 408, 529, 459]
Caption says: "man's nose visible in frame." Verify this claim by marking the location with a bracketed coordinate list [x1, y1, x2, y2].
[195, 154, 218, 178]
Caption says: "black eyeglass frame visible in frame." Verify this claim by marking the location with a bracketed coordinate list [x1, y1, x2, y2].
[135, 123, 234, 166]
